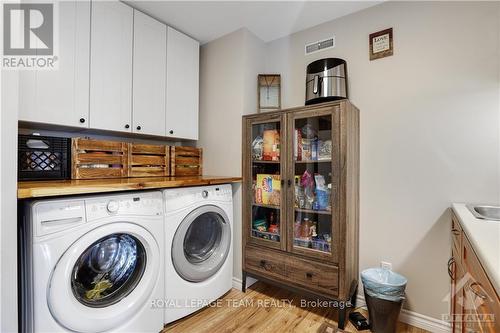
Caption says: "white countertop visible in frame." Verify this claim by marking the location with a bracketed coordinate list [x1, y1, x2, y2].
[452, 203, 500, 294]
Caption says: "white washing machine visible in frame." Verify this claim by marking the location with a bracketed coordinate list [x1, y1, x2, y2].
[20, 191, 165, 333]
[163, 184, 233, 324]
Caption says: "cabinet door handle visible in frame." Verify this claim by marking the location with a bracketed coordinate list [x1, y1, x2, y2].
[451, 229, 460, 236]
[469, 282, 487, 300]
[306, 272, 313, 279]
[136, 126, 141, 131]
[169, 130, 174, 135]
[79, 118, 85, 123]
[287, 179, 292, 187]
[313, 75, 319, 94]
[447, 257, 455, 280]
[124, 124, 130, 129]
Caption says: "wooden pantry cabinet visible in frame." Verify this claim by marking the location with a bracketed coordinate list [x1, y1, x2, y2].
[449, 211, 500, 333]
[241, 100, 359, 329]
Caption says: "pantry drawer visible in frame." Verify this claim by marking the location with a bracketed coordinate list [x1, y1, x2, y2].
[286, 256, 338, 295]
[245, 246, 286, 279]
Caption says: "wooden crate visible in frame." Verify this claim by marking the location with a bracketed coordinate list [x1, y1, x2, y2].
[128, 143, 169, 177]
[71, 138, 129, 179]
[170, 146, 203, 176]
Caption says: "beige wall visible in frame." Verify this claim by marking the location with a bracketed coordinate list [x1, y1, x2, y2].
[197, 28, 266, 281]
[264, 1, 500, 319]
[200, 0, 500, 322]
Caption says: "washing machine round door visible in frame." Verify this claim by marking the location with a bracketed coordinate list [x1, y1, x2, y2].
[172, 205, 231, 282]
[47, 222, 160, 333]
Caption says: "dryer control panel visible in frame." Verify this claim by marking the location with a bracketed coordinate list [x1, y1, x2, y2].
[164, 184, 232, 213]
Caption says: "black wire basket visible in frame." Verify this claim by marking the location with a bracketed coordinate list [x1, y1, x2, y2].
[18, 135, 71, 181]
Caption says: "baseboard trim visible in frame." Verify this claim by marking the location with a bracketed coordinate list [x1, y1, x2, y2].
[232, 278, 450, 332]
[232, 276, 257, 291]
[356, 295, 451, 333]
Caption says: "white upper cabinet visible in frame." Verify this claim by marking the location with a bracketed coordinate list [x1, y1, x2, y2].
[18, 1, 200, 141]
[89, 1, 133, 133]
[19, 1, 91, 128]
[166, 27, 200, 140]
[132, 10, 167, 137]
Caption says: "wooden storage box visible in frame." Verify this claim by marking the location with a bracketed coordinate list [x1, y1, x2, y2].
[71, 138, 129, 179]
[170, 146, 203, 176]
[128, 143, 169, 177]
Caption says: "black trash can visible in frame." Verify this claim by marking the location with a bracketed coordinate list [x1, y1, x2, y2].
[361, 268, 407, 333]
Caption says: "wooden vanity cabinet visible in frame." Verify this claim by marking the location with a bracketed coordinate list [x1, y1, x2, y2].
[450, 211, 500, 333]
[241, 101, 360, 329]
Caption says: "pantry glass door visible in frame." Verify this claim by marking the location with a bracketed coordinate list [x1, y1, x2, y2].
[286, 106, 339, 262]
[244, 114, 286, 251]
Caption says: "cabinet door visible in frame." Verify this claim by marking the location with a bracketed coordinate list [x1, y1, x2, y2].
[462, 237, 500, 333]
[89, 1, 133, 133]
[19, 1, 90, 127]
[132, 10, 166, 136]
[243, 115, 287, 251]
[286, 105, 340, 262]
[166, 27, 199, 140]
[450, 250, 464, 333]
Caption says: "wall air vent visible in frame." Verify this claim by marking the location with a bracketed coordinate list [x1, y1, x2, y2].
[305, 36, 335, 55]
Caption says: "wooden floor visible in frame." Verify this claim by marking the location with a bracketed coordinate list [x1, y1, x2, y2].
[162, 282, 428, 333]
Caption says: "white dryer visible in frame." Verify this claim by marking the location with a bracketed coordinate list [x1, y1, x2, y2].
[163, 184, 233, 324]
[20, 191, 165, 333]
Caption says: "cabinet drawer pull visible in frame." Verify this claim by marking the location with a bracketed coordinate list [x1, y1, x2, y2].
[306, 272, 313, 279]
[287, 179, 292, 187]
[469, 282, 487, 300]
[259, 260, 271, 271]
[447, 257, 455, 280]
[451, 229, 460, 236]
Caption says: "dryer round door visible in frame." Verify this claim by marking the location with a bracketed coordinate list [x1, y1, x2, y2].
[47, 222, 160, 333]
[172, 205, 231, 282]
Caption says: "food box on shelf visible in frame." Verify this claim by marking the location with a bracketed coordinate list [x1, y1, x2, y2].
[255, 174, 281, 206]
[262, 130, 280, 161]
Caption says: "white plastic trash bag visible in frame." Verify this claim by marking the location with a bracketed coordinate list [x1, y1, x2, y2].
[361, 268, 407, 302]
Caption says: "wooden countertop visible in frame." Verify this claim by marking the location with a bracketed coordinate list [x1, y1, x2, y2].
[18, 175, 242, 199]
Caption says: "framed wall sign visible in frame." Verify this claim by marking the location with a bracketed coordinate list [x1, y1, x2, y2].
[369, 28, 393, 61]
[258, 74, 281, 113]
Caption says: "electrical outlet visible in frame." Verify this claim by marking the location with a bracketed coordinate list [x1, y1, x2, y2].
[381, 261, 392, 270]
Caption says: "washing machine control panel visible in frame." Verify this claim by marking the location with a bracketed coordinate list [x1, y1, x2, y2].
[86, 193, 163, 221]
[106, 200, 119, 213]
